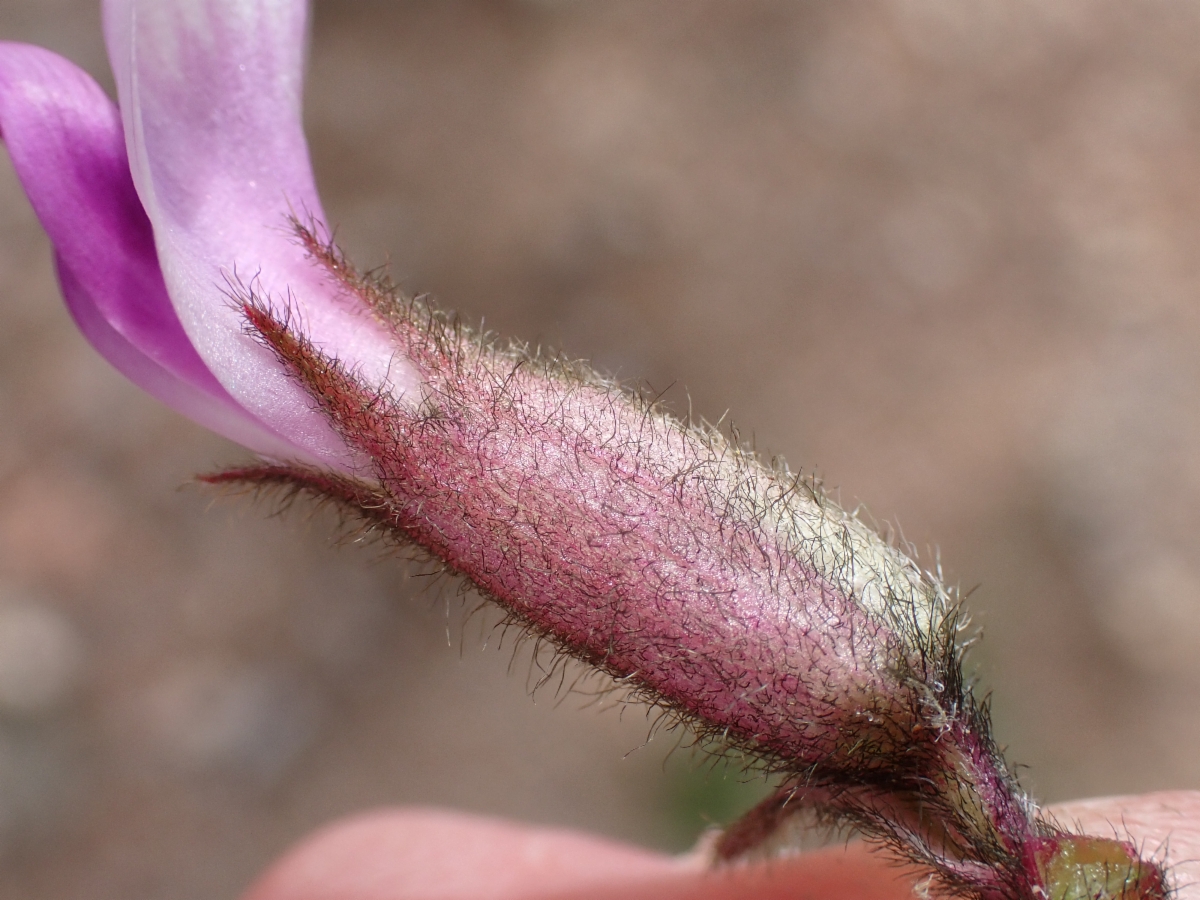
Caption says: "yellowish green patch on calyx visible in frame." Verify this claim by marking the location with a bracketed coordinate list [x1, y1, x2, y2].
[1030, 835, 1167, 900]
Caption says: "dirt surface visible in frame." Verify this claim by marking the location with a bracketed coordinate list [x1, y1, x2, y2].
[2, 2, 1200, 898]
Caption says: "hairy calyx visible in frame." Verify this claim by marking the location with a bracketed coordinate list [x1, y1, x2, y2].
[205, 224, 1168, 900]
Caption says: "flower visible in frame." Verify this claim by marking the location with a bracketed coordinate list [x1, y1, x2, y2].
[0, 0, 415, 469]
[0, 2, 1175, 898]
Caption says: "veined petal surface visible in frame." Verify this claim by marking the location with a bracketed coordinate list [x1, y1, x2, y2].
[104, 0, 416, 469]
[0, 41, 298, 458]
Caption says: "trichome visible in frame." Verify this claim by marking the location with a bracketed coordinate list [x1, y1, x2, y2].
[205, 223, 1169, 900]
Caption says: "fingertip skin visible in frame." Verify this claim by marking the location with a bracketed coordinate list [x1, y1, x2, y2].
[240, 808, 917, 900]
[242, 796, 1200, 900]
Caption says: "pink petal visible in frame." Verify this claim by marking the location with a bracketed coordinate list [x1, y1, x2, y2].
[58, 261, 311, 457]
[0, 40, 297, 458]
[103, 0, 417, 470]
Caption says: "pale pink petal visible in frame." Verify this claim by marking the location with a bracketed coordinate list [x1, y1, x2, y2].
[58, 261, 312, 457]
[0, 40, 298, 458]
[103, 0, 417, 470]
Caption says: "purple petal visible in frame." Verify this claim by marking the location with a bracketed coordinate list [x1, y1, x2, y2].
[57, 260, 303, 456]
[103, 0, 416, 469]
[0, 40, 300, 458]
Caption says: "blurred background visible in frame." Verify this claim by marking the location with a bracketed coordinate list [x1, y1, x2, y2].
[3, 1, 1200, 897]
